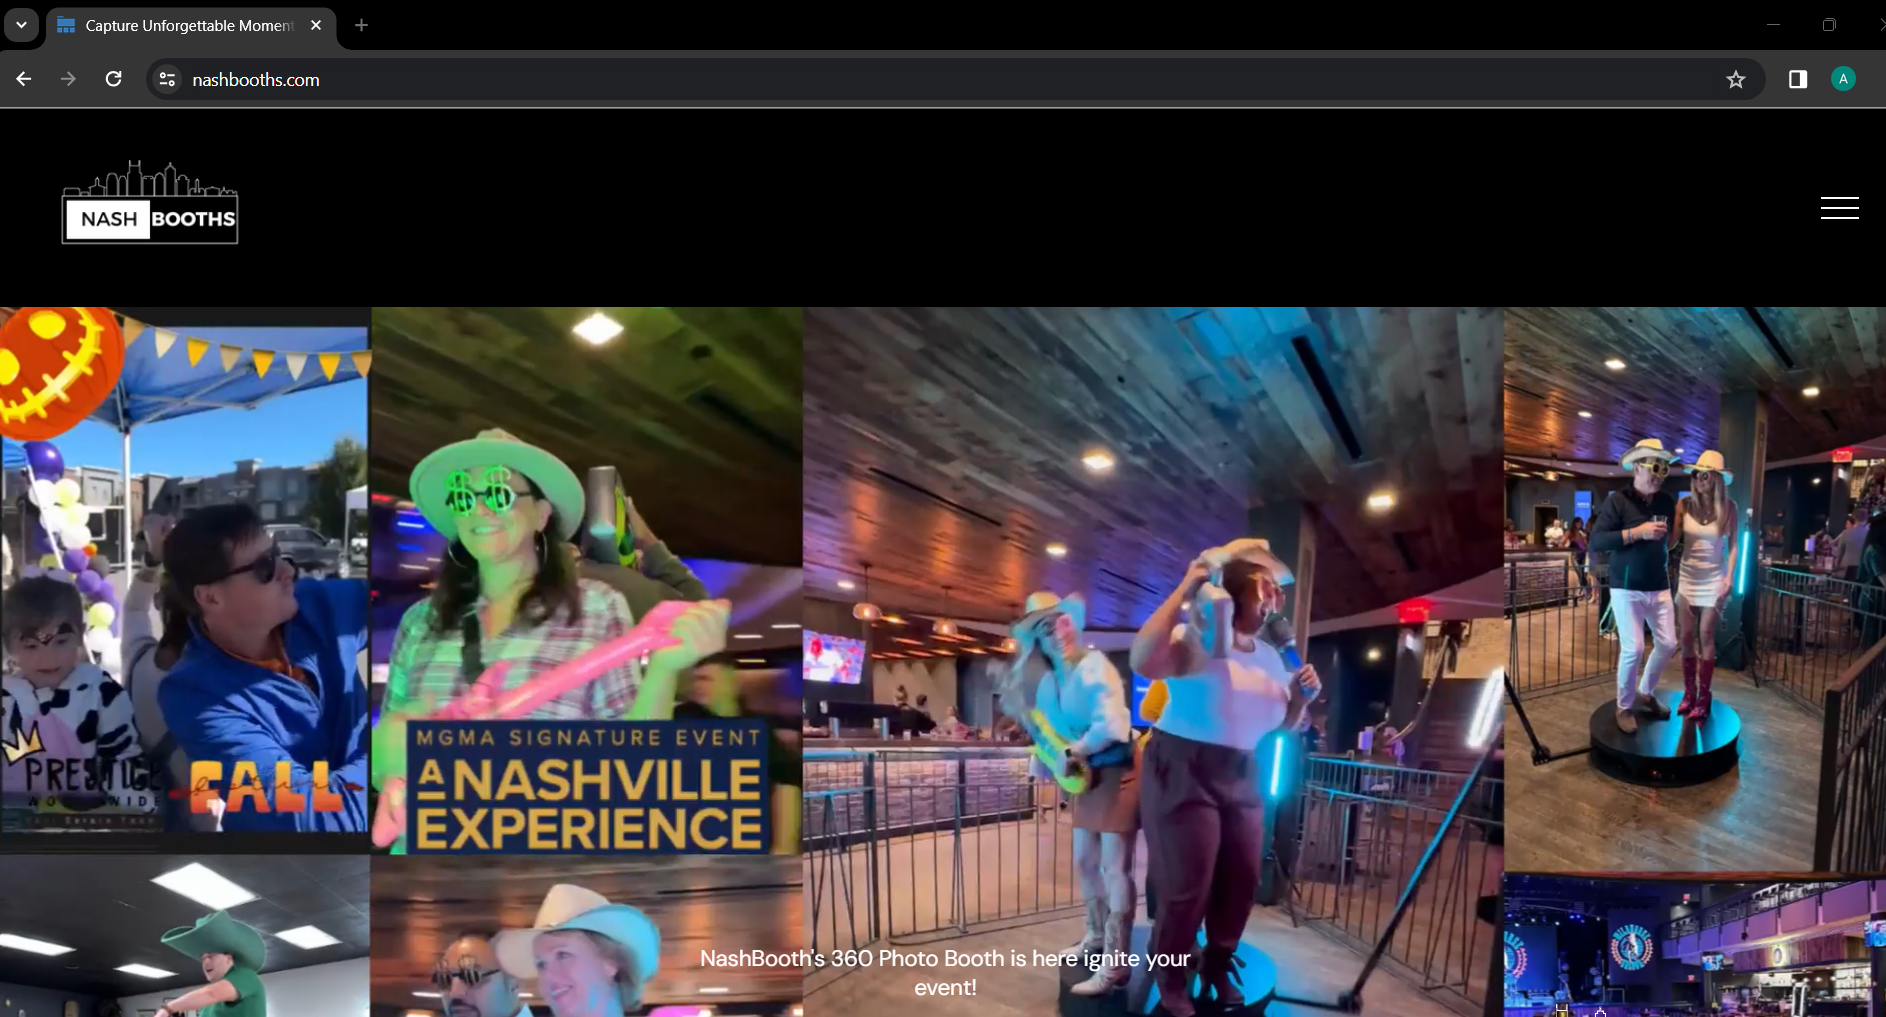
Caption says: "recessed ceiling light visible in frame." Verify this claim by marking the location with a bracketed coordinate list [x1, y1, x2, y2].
[737, 658, 766, 664]
[1046, 543, 1068, 558]
[1604, 358, 1626, 371]
[116, 964, 176, 978]
[771, 623, 801, 629]
[836, 579, 856, 590]
[1803, 386, 1821, 397]
[520, 993, 534, 999]
[151, 863, 257, 911]
[573, 311, 624, 346]
[732, 633, 761, 640]
[1367, 492, 1395, 511]
[700, 987, 731, 994]
[882, 615, 905, 624]
[1812, 477, 1821, 485]
[0, 934, 75, 956]
[276, 926, 340, 949]
[1577, 411, 1592, 418]
[1081, 450, 1115, 473]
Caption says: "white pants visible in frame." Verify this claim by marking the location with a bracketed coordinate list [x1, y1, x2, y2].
[1612, 588, 1677, 709]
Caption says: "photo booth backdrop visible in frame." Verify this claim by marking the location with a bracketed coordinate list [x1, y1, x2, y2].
[116, 957, 367, 1017]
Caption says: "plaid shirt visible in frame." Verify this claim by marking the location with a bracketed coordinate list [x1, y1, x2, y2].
[381, 578, 642, 721]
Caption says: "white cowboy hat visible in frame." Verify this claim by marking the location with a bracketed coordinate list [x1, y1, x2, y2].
[1198, 537, 1295, 586]
[1685, 449, 1735, 486]
[410, 428, 586, 542]
[1014, 590, 1086, 636]
[1619, 438, 1678, 469]
[493, 884, 660, 987]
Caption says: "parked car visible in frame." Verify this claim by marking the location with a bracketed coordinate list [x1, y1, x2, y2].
[266, 524, 343, 578]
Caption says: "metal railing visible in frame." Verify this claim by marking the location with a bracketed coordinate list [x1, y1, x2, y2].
[805, 748, 1499, 1015]
[1748, 565, 1886, 710]
[1813, 630, 1886, 871]
[1287, 756, 1502, 1015]
[1506, 560, 1617, 697]
[1661, 879, 1856, 940]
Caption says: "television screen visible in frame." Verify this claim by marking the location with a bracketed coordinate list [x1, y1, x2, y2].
[1701, 952, 1725, 971]
[804, 631, 864, 684]
[1864, 919, 1886, 948]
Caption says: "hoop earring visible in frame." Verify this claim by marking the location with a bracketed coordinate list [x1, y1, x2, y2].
[446, 542, 474, 569]
[536, 531, 548, 569]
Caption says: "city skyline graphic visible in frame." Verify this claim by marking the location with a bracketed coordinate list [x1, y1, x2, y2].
[63, 160, 236, 197]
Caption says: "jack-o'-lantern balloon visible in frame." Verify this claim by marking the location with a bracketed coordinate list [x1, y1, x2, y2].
[0, 307, 126, 441]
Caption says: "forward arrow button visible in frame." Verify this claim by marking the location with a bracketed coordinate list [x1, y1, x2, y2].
[62, 71, 76, 85]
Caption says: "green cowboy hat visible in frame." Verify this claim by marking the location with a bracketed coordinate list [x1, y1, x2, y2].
[161, 911, 267, 972]
[410, 428, 586, 542]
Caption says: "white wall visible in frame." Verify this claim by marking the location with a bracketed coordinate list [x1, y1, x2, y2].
[872, 656, 958, 714]
[118, 957, 367, 1017]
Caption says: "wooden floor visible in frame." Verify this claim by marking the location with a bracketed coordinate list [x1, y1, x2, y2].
[1502, 664, 1823, 871]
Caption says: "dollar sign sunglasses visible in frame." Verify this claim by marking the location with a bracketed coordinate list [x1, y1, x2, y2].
[444, 466, 524, 517]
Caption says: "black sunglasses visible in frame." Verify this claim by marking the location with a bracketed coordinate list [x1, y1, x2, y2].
[210, 542, 290, 585]
[433, 958, 503, 990]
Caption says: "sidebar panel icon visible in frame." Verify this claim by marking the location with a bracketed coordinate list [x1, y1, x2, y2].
[1789, 70, 1808, 88]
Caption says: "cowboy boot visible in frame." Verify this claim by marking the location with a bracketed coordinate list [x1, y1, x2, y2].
[1070, 907, 1134, 996]
[1198, 944, 1246, 1009]
[1691, 659, 1715, 720]
[1061, 899, 1104, 960]
[1150, 953, 1199, 1017]
[1676, 656, 1698, 716]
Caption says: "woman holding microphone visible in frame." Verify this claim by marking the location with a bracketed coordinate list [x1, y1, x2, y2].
[1130, 538, 1321, 1017]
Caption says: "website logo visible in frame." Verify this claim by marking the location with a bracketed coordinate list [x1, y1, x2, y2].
[61, 160, 239, 245]
[176, 760, 363, 814]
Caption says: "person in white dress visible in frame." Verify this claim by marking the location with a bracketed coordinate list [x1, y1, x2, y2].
[1673, 450, 1739, 720]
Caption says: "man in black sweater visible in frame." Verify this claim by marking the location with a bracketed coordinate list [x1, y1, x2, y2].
[1588, 439, 1681, 733]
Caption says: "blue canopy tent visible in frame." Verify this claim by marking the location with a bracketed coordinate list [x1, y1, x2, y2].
[0, 437, 23, 470]
[87, 324, 369, 569]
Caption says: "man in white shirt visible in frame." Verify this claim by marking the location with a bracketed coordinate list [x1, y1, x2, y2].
[437, 934, 531, 1017]
[1833, 511, 1869, 581]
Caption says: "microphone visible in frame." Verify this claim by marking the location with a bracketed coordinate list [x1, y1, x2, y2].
[1261, 610, 1302, 670]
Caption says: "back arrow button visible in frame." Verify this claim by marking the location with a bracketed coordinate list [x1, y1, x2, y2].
[14, 71, 28, 85]
[62, 71, 75, 85]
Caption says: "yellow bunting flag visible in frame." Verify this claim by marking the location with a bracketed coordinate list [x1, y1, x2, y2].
[218, 345, 242, 373]
[185, 337, 209, 366]
[317, 353, 341, 381]
[350, 351, 373, 377]
[155, 329, 178, 358]
[121, 317, 146, 345]
[284, 353, 308, 380]
[252, 350, 275, 378]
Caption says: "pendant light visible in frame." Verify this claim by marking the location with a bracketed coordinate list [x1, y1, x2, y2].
[933, 585, 959, 637]
[997, 602, 1019, 654]
[851, 563, 883, 622]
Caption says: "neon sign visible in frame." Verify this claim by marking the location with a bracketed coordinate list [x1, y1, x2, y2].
[1611, 924, 1654, 970]
[1503, 930, 1529, 980]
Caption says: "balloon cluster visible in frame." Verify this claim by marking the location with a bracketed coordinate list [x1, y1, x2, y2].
[17, 439, 121, 657]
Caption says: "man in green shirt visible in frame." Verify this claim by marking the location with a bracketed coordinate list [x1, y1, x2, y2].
[154, 910, 267, 1017]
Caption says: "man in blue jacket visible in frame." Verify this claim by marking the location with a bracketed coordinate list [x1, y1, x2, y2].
[156, 504, 368, 832]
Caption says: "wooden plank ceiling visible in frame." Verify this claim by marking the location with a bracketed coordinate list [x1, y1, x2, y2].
[805, 307, 1504, 629]
[1505, 307, 1886, 464]
[369, 307, 802, 566]
[370, 857, 801, 1010]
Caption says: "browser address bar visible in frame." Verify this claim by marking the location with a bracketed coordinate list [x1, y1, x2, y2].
[142, 57, 1769, 101]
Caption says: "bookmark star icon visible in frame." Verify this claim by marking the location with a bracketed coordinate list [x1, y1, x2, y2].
[1727, 69, 1747, 88]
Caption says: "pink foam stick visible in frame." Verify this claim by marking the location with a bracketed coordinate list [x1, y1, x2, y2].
[431, 599, 692, 721]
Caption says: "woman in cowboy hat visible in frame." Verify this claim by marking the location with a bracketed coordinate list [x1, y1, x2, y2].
[1130, 538, 1322, 1017]
[1673, 450, 1740, 720]
[997, 589, 1139, 996]
[153, 911, 268, 1017]
[1589, 438, 1682, 734]
[494, 884, 661, 1017]
[371, 430, 731, 847]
